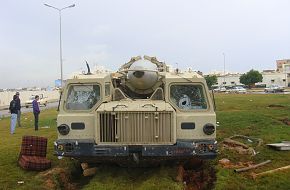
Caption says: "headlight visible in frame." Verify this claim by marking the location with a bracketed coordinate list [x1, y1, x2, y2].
[203, 123, 215, 135]
[57, 124, 70, 135]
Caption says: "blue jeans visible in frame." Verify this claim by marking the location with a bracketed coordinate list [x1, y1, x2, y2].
[10, 113, 17, 134]
[17, 110, 21, 127]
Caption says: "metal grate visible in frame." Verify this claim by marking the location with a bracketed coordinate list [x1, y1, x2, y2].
[99, 111, 173, 144]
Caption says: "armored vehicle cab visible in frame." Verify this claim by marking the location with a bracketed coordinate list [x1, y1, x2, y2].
[55, 56, 217, 163]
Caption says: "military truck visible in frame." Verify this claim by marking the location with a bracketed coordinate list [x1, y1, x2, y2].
[55, 56, 217, 163]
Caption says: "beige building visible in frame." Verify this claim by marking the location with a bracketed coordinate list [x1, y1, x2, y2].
[276, 59, 290, 72]
[213, 71, 287, 87]
[276, 59, 290, 86]
[208, 59, 290, 87]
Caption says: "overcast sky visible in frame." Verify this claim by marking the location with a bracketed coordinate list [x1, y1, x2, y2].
[0, 0, 289, 88]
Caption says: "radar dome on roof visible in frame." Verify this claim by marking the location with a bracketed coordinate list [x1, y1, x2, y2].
[128, 59, 158, 90]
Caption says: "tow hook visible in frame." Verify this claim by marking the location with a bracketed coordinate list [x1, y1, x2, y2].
[133, 153, 139, 164]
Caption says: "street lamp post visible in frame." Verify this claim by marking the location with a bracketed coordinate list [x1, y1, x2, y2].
[44, 3, 75, 87]
[223, 53, 226, 86]
[284, 65, 288, 87]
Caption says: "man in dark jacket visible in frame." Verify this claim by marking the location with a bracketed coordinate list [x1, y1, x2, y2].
[32, 95, 40, 131]
[15, 92, 21, 127]
[9, 95, 18, 134]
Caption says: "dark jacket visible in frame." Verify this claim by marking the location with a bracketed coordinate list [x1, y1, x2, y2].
[15, 98, 21, 111]
[9, 100, 18, 114]
[32, 100, 40, 114]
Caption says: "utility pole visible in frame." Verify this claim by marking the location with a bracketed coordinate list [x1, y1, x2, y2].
[44, 3, 75, 87]
[223, 53, 226, 86]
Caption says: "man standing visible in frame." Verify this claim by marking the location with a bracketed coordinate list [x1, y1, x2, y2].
[9, 95, 18, 134]
[32, 95, 40, 131]
[15, 92, 21, 127]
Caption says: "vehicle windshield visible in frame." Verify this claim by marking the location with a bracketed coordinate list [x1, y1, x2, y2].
[170, 84, 207, 110]
[66, 85, 101, 110]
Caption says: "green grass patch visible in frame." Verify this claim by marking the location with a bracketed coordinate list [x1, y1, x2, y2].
[214, 94, 290, 190]
[0, 94, 289, 189]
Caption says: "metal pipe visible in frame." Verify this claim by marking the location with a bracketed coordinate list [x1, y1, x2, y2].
[44, 3, 75, 87]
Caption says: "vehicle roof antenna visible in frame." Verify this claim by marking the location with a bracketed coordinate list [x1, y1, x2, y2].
[85, 61, 92, 75]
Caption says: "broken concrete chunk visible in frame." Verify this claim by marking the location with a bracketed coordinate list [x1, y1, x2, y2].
[218, 158, 231, 166]
[83, 167, 97, 177]
[81, 163, 89, 170]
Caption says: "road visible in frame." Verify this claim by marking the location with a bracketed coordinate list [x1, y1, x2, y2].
[0, 102, 59, 118]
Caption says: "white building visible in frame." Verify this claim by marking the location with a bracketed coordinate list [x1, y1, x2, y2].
[216, 74, 243, 86]
[259, 71, 287, 87]
[214, 71, 287, 87]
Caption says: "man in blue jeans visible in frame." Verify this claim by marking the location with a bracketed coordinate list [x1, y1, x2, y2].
[32, 95, 40, 131]
[15, 92, 21, 127]
[9, 95, 18, 134]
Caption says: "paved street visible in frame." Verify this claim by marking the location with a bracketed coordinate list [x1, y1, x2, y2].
[0, 102, 58, 118]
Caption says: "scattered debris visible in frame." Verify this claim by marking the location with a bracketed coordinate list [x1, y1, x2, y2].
[182, 166, 216, 190]
[229, 135, 263, 147]
[222, 138, 255, 155]
[280, 118, 290, 126]
[81, 163, 89, 170]
[83, 167, 97, 177]
[17, 181, 24, 184]
[268, 104, 285, 108]
[218, 158, 231, 166]
[234, 160, 271, 173]
[80, 162, 98, 177]
[267, 141, 290, 151]
[38, 167, 77, 190]
[176, 165, 185, 182]
[251, 165, 290, 179]
[222, 135, 262, 155]
[218, 158, 253, 169]
[41, 126, 50, 129]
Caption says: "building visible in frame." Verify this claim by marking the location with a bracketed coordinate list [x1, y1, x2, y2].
[206, 59, 290, 87]
[212, 71, 286, 87]
[216, 73, 243, 86]
[276, 59, 290, 86]
[276, 59, 290, 72]
[259, 70, 286, 87]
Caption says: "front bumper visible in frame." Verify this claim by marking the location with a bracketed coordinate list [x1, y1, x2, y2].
[54, 139, 217, 160]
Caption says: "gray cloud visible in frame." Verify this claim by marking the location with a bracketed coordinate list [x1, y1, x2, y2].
[0, 0, 289, 88]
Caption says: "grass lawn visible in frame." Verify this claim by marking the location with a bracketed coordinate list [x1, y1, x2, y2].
[0, 94, 289, 190]
[214, 94, 290, 190]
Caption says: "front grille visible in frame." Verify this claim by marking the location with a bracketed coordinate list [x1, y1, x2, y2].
[99, 111, 173, 144]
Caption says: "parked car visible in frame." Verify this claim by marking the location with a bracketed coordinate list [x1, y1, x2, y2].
[264, 84, 285, 93]
[213, 86, 226, 93]
[227, 86, 247, 94]
[25, 94, 48, 108]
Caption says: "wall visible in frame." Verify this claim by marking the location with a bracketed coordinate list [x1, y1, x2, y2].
[216, 72, 287, 87]
[0, 90, 59, 108]
[216, 74, 243, 86]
